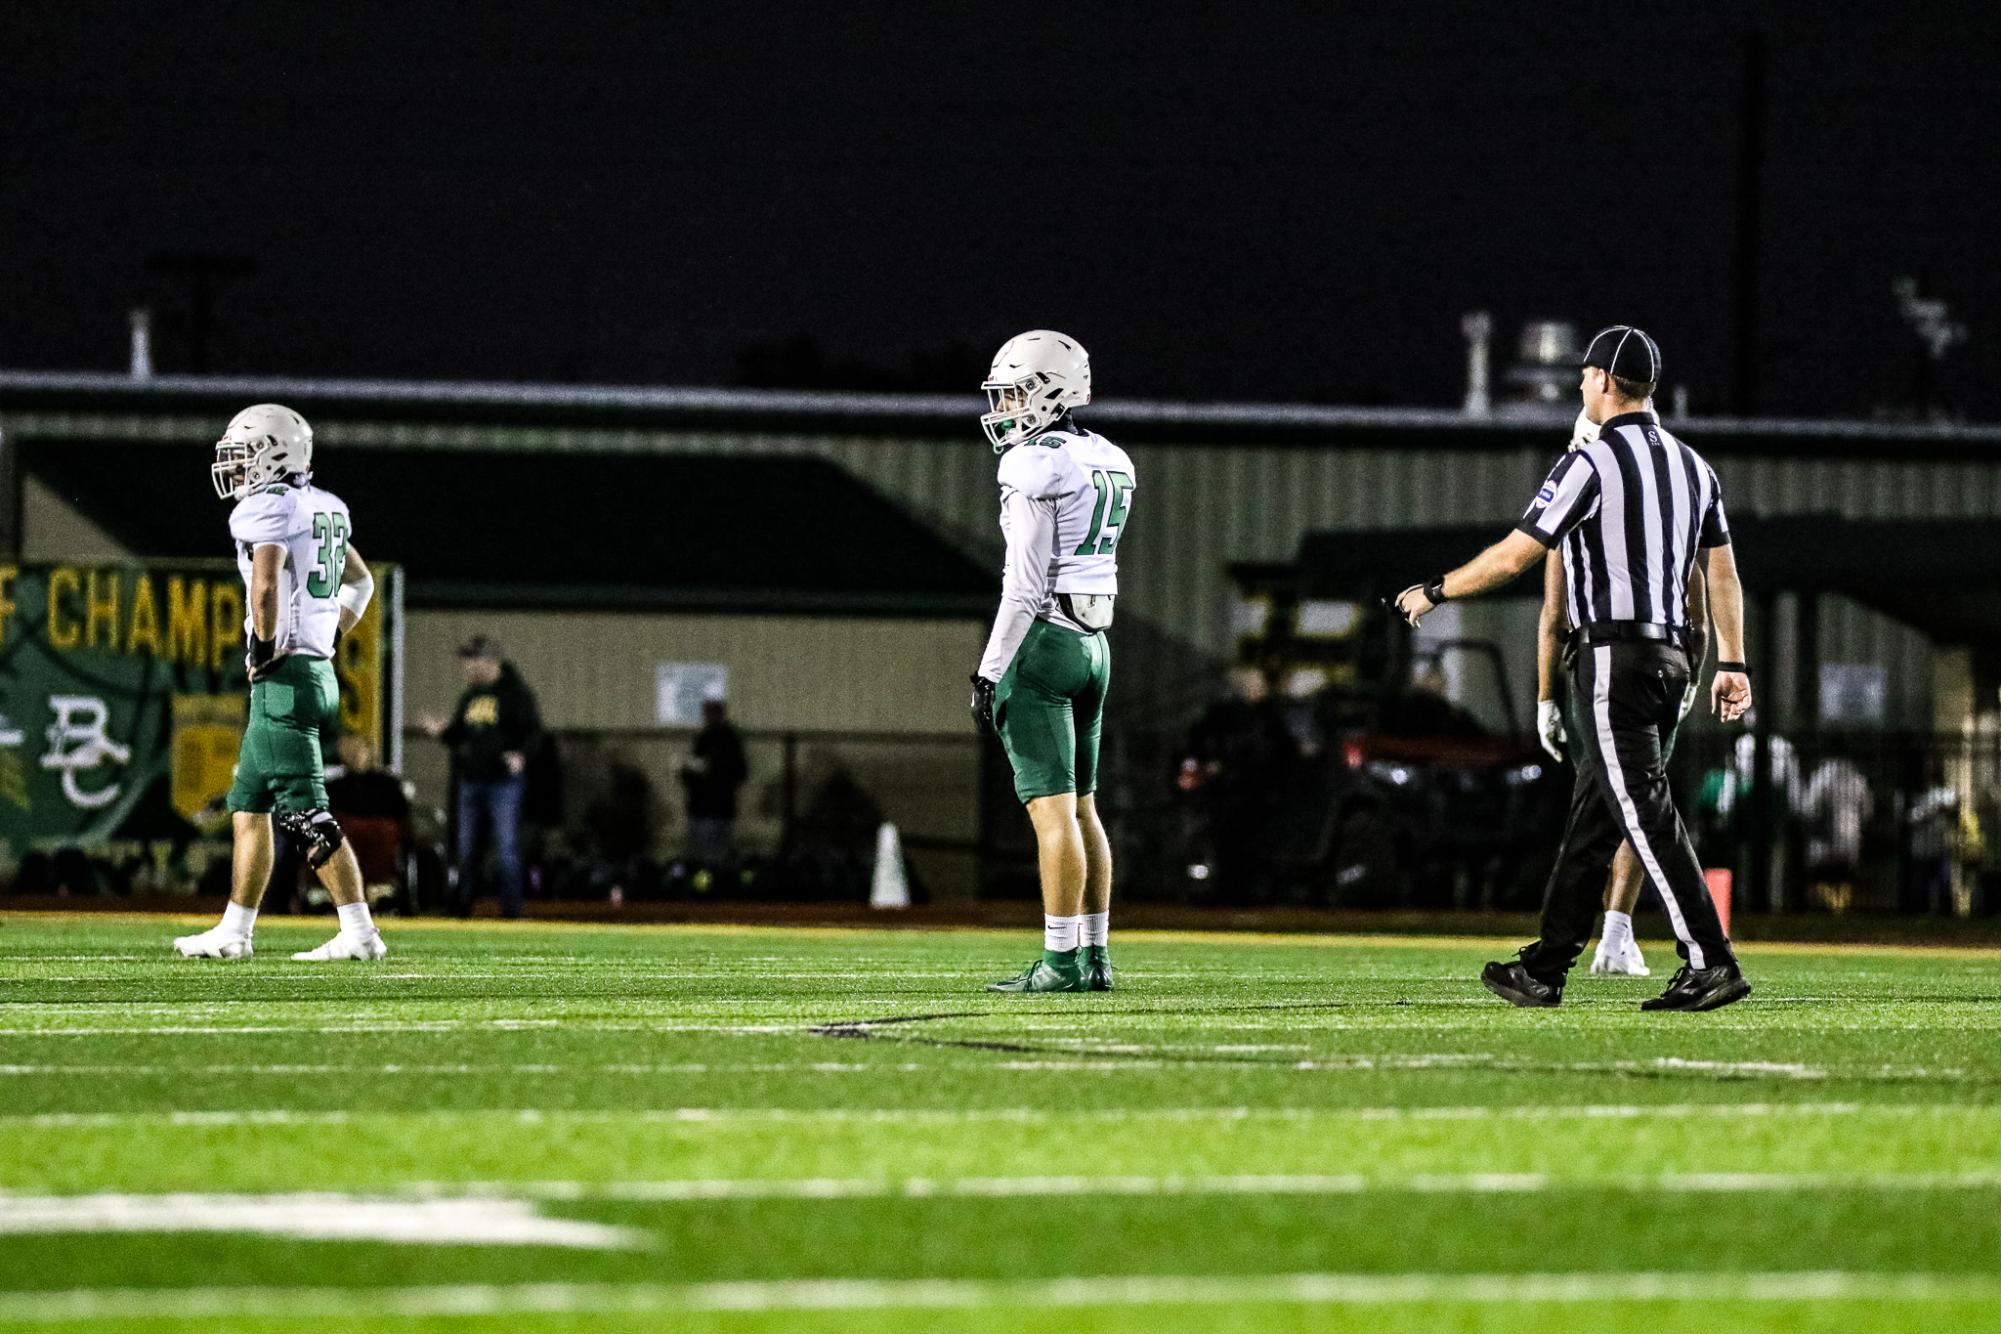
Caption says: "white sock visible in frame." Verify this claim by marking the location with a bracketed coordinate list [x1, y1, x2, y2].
[1043, 915, 1081, 954]
[1601, 910, 1633, 947]
[337, 901, 378, 938]
[1081, 912, 1109, 947]
[220, 900, 257, 938]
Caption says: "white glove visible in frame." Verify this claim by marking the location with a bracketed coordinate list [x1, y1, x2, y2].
[1537, 699, 1566, 762]
[1568, 408, 1599, 453]
[1679, 678, 1700, 722]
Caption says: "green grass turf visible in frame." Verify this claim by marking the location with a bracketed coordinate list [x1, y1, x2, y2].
[0, 912, 1997, 1332]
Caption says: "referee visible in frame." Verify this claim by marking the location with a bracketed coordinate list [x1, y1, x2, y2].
[1395, 325, 1754, 1012]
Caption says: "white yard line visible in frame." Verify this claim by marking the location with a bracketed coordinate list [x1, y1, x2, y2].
[0, 1062, 918, 1076]
[0, 1271, 1994, 1321]
[409, 1169, 2001, 1202]
[0, 1193, 645, 1249]
[0, 1021, 809, 1036]
[0, 1050, 1975, 1084]
[2, 1101, 1950, 1129]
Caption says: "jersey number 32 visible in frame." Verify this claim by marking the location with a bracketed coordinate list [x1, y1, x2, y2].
[307, 512, 350, 598]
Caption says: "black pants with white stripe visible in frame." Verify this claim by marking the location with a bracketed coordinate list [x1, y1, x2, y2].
[1522, 640, 1736, 980]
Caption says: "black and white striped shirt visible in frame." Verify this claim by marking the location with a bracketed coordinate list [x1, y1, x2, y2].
[1516, 411, 1730, 630]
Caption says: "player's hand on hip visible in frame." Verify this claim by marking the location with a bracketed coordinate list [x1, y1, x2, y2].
[1536, 699, 1566, 762]
[503, 751, 527, 776]
[1393, 584, 1436, 626]
[1711, 670, 1752, 723]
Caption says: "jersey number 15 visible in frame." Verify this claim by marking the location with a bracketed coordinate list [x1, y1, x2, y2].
[1075, 469, 1134, 556]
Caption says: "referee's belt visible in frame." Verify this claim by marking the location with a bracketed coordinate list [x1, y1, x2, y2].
[1567, 620, 1689, 649]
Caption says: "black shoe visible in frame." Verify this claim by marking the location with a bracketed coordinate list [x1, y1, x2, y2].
[1641, 963, 1751, 1013]
[1480, 959, 1562, 1008]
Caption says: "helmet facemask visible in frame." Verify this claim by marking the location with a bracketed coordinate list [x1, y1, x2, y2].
[211, 440, 252, 500]
[211, 435, 306, 501]
[981, 374, 1067, 452]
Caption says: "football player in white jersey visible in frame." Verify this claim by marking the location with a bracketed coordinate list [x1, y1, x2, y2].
[969, 332, 1136, 992]
[174, 404, 389, 962]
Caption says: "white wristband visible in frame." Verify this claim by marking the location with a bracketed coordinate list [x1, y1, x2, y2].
[337, 570, 374, 619]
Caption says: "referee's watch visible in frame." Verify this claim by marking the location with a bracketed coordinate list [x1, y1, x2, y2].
[1423, 577, 1450, 604]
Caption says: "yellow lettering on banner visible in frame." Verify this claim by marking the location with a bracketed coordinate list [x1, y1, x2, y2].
[0, 566, 16, 647]
[209, 583, 243, 673]
[47, 567, 81, 650]
[171, 693, 248, 821]
[166, 577, 208, 669]
[336, 576, 384, 746]
[126, 576, 162, 658]
[84, 571, 120, 650]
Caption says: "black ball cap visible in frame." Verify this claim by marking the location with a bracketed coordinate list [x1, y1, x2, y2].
[1581, 325, 1662, 383]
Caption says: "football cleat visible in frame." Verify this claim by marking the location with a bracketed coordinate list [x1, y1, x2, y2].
[290, 931, 388, 963]
[1589, 937, 1651, 977]
[986, 952, 1085, 994]
[1082, 945, 1115, 992]
[172, 927, 253, 960]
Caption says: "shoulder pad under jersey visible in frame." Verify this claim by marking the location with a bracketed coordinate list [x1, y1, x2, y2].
[229, 488, 301, 546]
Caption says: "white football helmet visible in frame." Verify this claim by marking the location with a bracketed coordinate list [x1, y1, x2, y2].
[981, 330, 1091, 452]
[212, 403, 314, 501]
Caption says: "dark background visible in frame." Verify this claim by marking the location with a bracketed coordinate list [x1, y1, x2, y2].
[4, 3, 1995, 416]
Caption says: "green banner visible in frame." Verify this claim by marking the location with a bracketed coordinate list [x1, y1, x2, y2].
[0, 561, 394, 883]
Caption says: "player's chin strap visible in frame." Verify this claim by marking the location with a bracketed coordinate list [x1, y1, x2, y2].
[275, 808, 346, 870]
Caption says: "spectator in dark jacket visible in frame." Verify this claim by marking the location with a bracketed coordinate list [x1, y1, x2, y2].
[421, 636, 542, 917]
[680, 699, 748, 867]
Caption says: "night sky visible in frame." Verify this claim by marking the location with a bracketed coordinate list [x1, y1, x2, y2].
[4, 3, 1997, 417]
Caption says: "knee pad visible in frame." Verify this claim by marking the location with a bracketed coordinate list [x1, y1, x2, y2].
[276, 807, 346, 869]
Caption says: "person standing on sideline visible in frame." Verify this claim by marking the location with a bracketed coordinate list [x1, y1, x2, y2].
[968, 330, 1134, 994]
[422, 636, 542, 918]
[1397, 326, 1753, 1012]
[680, 698, 749, 867]
[1535, 407, 1713, 978]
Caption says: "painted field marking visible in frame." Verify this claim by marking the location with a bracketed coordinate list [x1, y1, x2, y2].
[407, 1169, 2001, 1203]
[3, 1101, 1953, 1129]
[0, 1271, 1997, 1321]
[3, 1052, 1980, 1085]
[0, 1062, 918, 1077]
[7, 909, 2000, 956]
[0, 1193, 644, 1249]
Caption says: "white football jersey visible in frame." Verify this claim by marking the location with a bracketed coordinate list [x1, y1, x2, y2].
[977, 426, 1137, 680]
[229, 481, 353, 660]
[995, 428, 1136, 599]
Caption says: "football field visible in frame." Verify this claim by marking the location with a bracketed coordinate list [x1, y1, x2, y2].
[0, 913, 1998, 1333]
